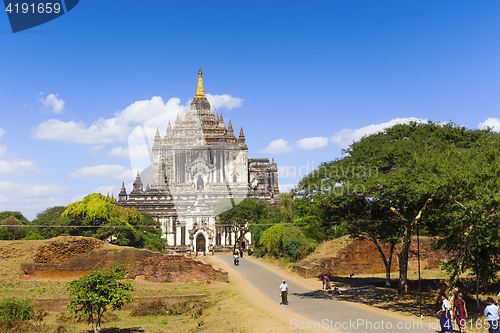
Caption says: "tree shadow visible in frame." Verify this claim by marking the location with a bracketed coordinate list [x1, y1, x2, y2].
[99, 328, 145, 333]
[291, 290, 337, 300]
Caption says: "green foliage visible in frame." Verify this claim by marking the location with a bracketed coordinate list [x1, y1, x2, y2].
[61, 194, 162, 249]
[63, 193, 142, 226]
[0, 212, 29, 225]
[216, 198, 269, 252]
[0, 216, 29, 240]
[22, 232, 45, 240]
[292, 121, 500, 294]
[250, 217, 275, 257]
[68, 265, 135, 333]
[31, 206, 70, 239]
[0, 298, 34, 322]
[259, 225, 316, 261]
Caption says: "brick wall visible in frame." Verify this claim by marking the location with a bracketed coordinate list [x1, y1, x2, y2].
[20, 236, 228, 283]
[295, 236, 448, 278]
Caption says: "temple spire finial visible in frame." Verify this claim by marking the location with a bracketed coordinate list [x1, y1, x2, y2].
[195, 66, 206, 98]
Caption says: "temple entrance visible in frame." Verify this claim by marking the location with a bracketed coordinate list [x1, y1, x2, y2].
[196, 233, 206, 253]
[197, 177, 204, 190]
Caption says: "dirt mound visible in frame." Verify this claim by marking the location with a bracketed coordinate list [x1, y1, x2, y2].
[34, 237, 104, 264]
[130, 299, 210, 317]
[20, 236, 228, 283]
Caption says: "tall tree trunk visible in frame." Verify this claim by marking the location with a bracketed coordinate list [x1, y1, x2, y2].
[398, 223, 412, 295]
[366, 231, 395, 288]
[386, 243, 395, 288]
[476, 273, 480, 310]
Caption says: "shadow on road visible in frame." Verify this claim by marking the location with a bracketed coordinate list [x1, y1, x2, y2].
[101, 328, 145, 333]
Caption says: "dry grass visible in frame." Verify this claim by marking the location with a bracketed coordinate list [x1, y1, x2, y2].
[0, 240, 287, 332]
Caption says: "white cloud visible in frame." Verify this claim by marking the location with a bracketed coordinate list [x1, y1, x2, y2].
[206, 94, 244, 110]
[0, 182, 70, 220]
[39, 93, 65, 114]
[92, 185, 121, 198]
[296, 137, 328, 150]
[87, 145, 105, 156]
[0, 158, 41, 175]
[279, 165, 297, 178]
[331, 117, 427, 148]
[279, 183, 296, 193]
[32, 96, 185, 144]
[68, 164, 135, 183]
[106, 145, 151, 160]
[258, 139, 293, 154]
[479, 118, 500, 132]
[0, 146, 6, 158]
[0, 128, 5, 139]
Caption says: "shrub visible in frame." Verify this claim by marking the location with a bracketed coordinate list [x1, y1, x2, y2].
[0, 298, 34, 321]
[259, 225, 316, 262]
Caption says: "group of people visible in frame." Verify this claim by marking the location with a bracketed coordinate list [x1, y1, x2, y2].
[233, 248, 244, 266]
[321, 273, 341, 295]
[439, 292, 500, 333]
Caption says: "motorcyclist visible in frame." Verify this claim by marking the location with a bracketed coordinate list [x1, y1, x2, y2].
[233, 252, 239, 266]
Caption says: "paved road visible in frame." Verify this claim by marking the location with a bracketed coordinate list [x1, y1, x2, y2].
[219, 255, 439, 333]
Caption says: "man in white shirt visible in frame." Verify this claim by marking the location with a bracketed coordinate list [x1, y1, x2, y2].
[484, 297, 499, 333]
[279, 279, 289, 305]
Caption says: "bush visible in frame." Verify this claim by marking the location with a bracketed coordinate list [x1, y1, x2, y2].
[145, 240, 166, 252]
[68, 265, 134, 333]
[259, 225, 316, 262]
[22, 232, 45, 240]
[0, 298, 34, 322]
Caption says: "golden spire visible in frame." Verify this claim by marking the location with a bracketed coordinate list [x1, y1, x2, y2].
[167, 120, 171, 129]
[228, 120, 233, 129]
[155, 127, 160, 136]
[176, 114, 180, 121]
[240, 127, 244, 136]
[195, 67, 206, 98]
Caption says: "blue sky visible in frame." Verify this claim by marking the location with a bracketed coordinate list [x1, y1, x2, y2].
[1, 1, 500, 220]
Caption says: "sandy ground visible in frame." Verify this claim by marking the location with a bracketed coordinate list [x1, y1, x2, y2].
[207, 254, 436, 333]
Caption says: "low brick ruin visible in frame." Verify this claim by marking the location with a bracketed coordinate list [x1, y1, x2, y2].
[295, 236, 448, 278]
[20, 236, 228, 283]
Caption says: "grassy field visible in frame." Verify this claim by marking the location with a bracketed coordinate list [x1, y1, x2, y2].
[0, 240, 289, 333]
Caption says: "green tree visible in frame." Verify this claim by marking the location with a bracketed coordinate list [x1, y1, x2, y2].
[67, 265, 135, 333]
[62, 193, 157, 247]
[259, 224, 316, 261]
[31, 206, 71, 239]
[294, 122, 493, 294]
[214, 198, 269, 253]
[0, 211, 29, 224]
[429, 133, 500, 306]
[0, 216, 29, 240]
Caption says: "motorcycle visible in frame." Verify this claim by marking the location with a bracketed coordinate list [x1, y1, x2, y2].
[234, 256, 239, 266]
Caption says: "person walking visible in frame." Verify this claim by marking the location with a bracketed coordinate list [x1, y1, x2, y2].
[437, 294, 453, 332]
[453, 292, 468, 333]
[279, 279, 289, 305]
[484, 297, 499, 333]
[322, 274, 331, 291]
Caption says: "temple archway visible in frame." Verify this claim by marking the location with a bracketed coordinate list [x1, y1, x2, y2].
[197, 177, 204, 190]
[196, 233, 206, 252]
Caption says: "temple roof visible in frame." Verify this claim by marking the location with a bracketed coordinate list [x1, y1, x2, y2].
[160, 68, 241, 146]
